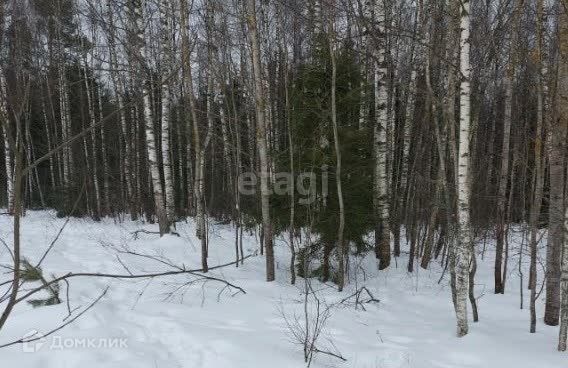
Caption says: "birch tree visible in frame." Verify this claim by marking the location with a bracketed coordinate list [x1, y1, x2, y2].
[373, 0, 391, 270]
[246, 0, 275, 281]
[455, 0, 473, 338]
[0, 68, 12, 213]
[160, 0, 176, 222]
[134, 0, 169, 235]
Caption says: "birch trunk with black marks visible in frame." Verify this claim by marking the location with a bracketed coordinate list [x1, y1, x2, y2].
[455, 0, 472, 338]
[0, 68, 12, 213]
[134, 0, 169, 235]
[374, 0, 391, 270]
[160, 0, 175, 222]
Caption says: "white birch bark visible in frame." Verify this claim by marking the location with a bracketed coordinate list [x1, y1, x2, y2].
[57, 11, 73, 190]
[455, 0, 473, 338]
[373, 0, 391, 270]
[179, 0, 195, 214]
[134, 0, 169, 234]
[160, 0, 175, 222]
[58, 64, 71, 188]
[0, 68, 12, 213]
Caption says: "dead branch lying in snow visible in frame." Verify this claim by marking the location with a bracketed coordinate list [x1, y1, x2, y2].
[337, 286, 380, 311]
[131, 229, 181, 239]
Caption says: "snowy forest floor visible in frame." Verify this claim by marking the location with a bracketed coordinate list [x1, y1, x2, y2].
[0, 211, 565, 368]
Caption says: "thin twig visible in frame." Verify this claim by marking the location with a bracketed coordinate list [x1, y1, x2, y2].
[0, 287, 109, 349]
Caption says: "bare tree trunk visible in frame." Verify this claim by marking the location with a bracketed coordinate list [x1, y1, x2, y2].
[495, 0, 522, 293]
[545, 1, 566, 327]
[97, 85, 111, 216]
[328, 16, 345, 291]
[546, 120, 566, 322]
[420, 168, 442, 269]
[134, 0, 169, 235]
[529, 0, 546, 333]
[180, 0, 208, 270]
[246, 0, 274, 281]
[0, 69, 12, 213]
[58, 63, 71, 193]
[284, 46, 296, 285]
[0, 67, 25, 331]
[160, 0, 175, 222]
[107, 0, 132, 218]
[0, 131, 22, 331]
[358, 0, 371, 131]
[41, 92, 56, 189]
[559, 6, 568, 348]
[455, 0, 473, 338]
[82, 50, 102, 218]
[56, 2, 73, 198]
[374, 0, 391, 270]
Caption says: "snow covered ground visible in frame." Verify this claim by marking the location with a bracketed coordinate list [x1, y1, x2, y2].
[0, 211, 565, 367]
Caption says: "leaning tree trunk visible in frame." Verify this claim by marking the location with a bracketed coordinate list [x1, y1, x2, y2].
[373, 0, 391, 270]
[455, 0, 473, 338]
[246, 0, 275, 282]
